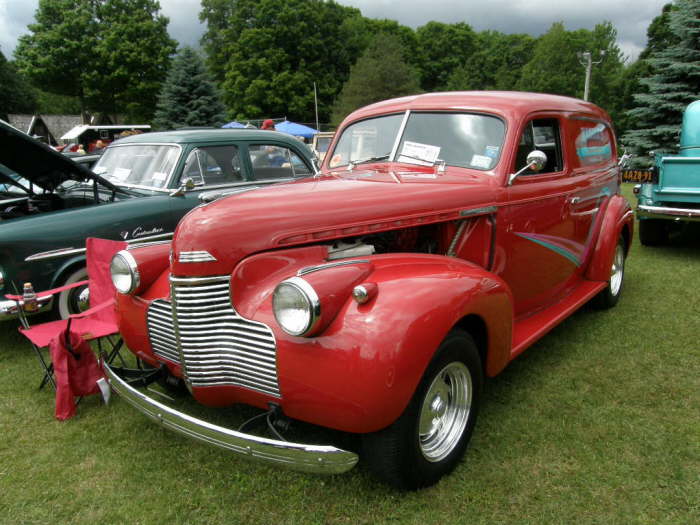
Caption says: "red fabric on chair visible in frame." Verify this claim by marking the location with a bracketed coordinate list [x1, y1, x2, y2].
[18, 238, 127, 347]
[14, 237, 128, 414]
[49, 324, 105, 420]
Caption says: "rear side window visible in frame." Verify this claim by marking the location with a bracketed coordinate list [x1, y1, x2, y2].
[571, 120, 613, 168]
[248, 144, 312, 180]
[182, 145, 242, 186]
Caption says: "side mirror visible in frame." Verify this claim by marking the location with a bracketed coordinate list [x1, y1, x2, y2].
[508, 150, 548, 186]
[169, 177, 197, 197]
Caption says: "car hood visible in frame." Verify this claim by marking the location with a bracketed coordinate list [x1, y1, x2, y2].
[172, 165, 499, 276]
[0, 121, 122, 193]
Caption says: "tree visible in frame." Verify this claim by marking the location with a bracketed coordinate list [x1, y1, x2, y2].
[201, 0, 368, 123]
[0, 51, 37, 118]
[623, 0, 699, 154]
[447, 31, 535, 91]
[415, 21, 476, 91]
[153, 47, 226, 130]
[516, 22, 627, 128]
[87, 0, 177, 122]
[15, 0, 176, 121]
[14, 0, 97, 116]
[330, 33, 421, 125]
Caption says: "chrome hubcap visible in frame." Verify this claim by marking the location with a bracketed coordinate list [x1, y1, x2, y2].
[610, 244, 624, 296]
[418, 361, 472, 462]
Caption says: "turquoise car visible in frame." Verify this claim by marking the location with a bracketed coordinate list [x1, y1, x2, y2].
[632, 100, 700, 245]
[0, 123, 318, 319]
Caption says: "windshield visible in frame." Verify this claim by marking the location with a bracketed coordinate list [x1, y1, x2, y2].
[93, 144, 180, 189]
[329, 112, 505, 171]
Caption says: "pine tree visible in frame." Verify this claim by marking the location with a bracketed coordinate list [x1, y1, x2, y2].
[330, 34, 421, 125]
[153, 47, 226, 130]
[623, 0, 700, 155]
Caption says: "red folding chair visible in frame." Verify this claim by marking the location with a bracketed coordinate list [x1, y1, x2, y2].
[8, 238, 127, 417]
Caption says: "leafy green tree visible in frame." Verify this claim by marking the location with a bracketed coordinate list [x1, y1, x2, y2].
[14, 0, 97, 116]
[516, 22, 627, 127]
[0, 51, 37, 118]
[200, 0, 368, 123]
[623, 0, 698, 154]
[447, 31, 535, 91]
[87, 0, 177, 122]
[35, 90, 82, 115]
[330, 33, 421, 125]
[639, 3, 679, 60]
[15, 0, 176, 121]
[153, 47, 226, 130]
[415, 21, 476, 91]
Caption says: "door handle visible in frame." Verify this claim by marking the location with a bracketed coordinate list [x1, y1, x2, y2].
[569, 196, 581, 204]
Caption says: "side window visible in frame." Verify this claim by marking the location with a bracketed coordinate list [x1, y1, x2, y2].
[571, 120, 613, 168]
[516, 118, 563, 175]
[181, 145, 242, 186]
[248, 144, 311, 180]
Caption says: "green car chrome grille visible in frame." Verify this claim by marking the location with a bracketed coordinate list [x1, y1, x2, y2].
[147, 275, 280, 397]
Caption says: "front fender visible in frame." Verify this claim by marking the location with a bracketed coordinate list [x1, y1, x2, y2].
[586, 194, 633, 282]
[234, 253, 513, 433]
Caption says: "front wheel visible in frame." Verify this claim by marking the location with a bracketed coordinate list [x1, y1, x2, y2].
[592, 237, 626, 309]
[56, 266, 89, 319]
[361, 329, 483, 490]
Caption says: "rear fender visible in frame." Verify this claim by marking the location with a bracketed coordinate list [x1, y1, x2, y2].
[586, 194, 633, 282]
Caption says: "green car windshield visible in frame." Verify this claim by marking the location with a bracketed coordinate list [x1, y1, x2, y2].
[93, 144, 180, 189]
[329, 112, 505, 171]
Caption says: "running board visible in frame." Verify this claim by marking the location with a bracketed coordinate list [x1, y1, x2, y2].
[511, 281, 606, 359]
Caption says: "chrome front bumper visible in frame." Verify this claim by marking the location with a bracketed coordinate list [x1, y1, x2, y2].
[103, 362, 359, 474]
[0, 295, 53, 321]
[638, 204, 700, 221]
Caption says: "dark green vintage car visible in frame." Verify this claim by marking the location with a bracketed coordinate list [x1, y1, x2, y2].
[0, 123, 318, 319]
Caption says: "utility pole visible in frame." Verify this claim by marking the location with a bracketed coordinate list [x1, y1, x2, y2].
[577, 50, 606, 102]
[313, 82, 319, 132]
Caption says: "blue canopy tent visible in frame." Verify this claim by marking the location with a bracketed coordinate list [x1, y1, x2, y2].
[274, 120, 318, 140]
[222, 121, 246, 129]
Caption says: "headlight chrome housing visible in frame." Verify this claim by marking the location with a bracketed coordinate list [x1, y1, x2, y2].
[110, 250, 140, 295]
[272, 276, 320, 336]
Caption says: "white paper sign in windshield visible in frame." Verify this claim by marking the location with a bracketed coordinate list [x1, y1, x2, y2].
[398, 141, 441, 166]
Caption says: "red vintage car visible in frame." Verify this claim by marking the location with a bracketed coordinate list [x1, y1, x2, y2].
[106, 92, 633, 489]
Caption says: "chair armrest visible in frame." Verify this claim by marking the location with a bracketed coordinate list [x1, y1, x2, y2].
[4, 279, 89, 301]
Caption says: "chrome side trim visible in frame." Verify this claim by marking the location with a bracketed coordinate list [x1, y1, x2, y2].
[25, 232, 173, 262]
[104, 362, 359, 474]
[298, 259, 371, 277]
[459, 205, 497, 217]
[638, 204, 700, 221]
[178, 251, 217, 263]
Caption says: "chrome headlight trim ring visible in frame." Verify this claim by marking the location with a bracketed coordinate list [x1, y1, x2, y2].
[110, 249, 141, 295]
[272, 276, 321, 337]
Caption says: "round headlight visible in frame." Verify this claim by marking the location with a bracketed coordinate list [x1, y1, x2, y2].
[272, 277, 320, 336]
[110, 250, 140, 294]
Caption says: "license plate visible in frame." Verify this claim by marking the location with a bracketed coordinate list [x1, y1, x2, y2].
[621, 168, 656, 184]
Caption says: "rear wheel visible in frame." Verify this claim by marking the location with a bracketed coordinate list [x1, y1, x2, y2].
[57, 266, 89, 319]
[592, 237, 625, 309]
[639, 219, 667, 246]
[361, 329, 482, 490]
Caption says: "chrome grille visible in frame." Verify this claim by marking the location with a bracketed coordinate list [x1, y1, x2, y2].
[146, 275, 280, 397]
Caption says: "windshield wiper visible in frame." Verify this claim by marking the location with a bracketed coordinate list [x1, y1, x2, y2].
[349, 154, 391, 168]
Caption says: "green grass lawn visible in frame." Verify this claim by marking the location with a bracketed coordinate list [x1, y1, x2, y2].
[1, 185, 698, 524]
